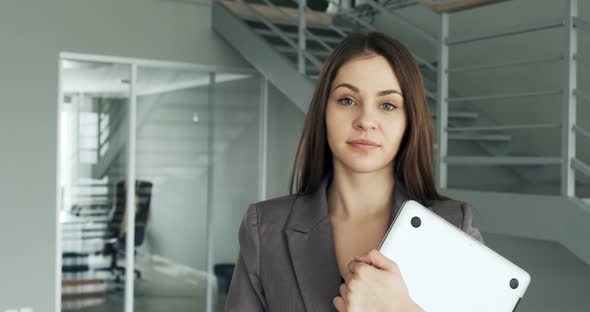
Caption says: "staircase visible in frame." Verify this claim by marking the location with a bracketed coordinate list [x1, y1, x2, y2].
[212, 0, 551, 188]
[211, 0, 590, 265]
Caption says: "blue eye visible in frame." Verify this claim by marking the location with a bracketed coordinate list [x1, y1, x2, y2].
[381, 102, 396, 111]
[338, 97, 354, 106]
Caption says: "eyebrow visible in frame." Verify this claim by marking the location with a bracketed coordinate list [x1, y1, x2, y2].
[332, 82, 403, 97]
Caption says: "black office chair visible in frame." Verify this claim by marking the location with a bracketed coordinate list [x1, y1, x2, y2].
[96, 180, 152, 283]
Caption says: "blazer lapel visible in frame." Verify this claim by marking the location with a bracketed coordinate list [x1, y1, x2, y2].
[285, 177, 340, 312]
[284, 175, 416, 311]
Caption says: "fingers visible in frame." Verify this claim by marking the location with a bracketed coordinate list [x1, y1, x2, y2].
[363, 249, 398, 272]
[339, 282, 349, 299]
[348, 259, 355, 273]
[353, 254, 372, 265]
[333, 296, 345, 312]
[348, 260, 372, 277]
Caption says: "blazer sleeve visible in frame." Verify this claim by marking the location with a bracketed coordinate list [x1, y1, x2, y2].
[461, 203, 485, 245]
[225, 204, 268, 312]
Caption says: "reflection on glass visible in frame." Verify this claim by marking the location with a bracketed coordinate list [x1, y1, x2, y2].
[211, 74, 262, 311]
[132, 66, 262, 311]
[60, 60, 130, 311]
[60, 60, 262, 311]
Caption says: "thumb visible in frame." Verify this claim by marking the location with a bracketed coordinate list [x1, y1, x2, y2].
[364, 249, 398, 272]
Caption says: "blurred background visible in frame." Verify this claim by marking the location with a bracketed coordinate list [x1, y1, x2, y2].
[0, 0, 588, 311]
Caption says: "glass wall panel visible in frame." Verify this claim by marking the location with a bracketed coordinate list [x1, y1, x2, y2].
[60, 60, 131, 311]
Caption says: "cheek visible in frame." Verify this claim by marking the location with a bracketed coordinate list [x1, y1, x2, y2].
[383, 115, 407, 147]
[326, 106, 349, 141]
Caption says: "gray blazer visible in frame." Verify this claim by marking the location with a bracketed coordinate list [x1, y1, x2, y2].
[225, 176, 484, 311]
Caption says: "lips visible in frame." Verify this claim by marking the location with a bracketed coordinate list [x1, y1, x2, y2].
[347, 139, 380, 148]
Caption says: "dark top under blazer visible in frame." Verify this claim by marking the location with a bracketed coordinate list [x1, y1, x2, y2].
[225, 176, 484, 312]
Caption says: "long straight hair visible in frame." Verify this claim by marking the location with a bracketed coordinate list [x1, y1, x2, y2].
[289, 31, 447, 205]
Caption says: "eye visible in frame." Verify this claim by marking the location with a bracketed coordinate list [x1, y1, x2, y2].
[381, 102, 397, 111]
[338, 97, 355, 106]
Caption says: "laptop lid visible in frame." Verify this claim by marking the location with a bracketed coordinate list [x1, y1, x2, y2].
[378, 200, 530, 312]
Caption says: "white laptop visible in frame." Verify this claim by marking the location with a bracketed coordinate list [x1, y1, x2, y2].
[379, 200, 531, 312]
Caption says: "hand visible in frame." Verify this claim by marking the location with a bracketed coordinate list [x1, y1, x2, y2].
[333, 249, 425, 312]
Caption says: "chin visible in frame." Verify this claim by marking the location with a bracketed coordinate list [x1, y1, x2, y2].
[338, 158, 391, 174]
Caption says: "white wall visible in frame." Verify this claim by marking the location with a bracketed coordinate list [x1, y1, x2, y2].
[266, 83, 306, 198]
[0, 0, 250, 309]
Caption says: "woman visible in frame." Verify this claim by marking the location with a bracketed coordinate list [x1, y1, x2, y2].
[225, 31, 484, 312]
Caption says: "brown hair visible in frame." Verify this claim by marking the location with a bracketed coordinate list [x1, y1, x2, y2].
[289, 31, 447, 205]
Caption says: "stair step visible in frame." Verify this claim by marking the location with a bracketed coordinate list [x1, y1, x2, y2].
[275, 46, 331, 58]
[432, 111, 479, 119]
[62, 279, 105, 287]
[448, 133, 512, 142]
[245, 19, 352, 36]
[448, 123, 561, 132]
[73, 194, 111, 199]
[72, 204, 111, 209]
[221, 0, 353, 32]
[256, 29, 343, 44]
[445, 156, 561, 166]
[74, 179, 109, 187]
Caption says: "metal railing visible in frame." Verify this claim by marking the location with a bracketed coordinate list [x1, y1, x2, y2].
[236, 0, 323, 73]
[225, 0, 588, 198]
[436, 0, 585, 198]
[231, 0, 436, 77]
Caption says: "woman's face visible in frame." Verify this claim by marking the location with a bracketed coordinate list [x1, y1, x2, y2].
[326, 54, 407, 174]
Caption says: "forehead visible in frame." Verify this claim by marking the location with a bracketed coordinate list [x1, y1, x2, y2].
[331, 54, 401, 92]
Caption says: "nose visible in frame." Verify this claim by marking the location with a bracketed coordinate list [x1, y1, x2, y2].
[353, 107, 377, 131]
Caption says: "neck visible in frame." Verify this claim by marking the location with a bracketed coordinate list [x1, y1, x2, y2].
[327, 162, 395, 221]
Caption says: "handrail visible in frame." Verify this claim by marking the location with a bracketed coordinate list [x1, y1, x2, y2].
[365, 0, 438, 44]
[385, 0, 420, 11]
[424, 88, 437, 101]
[574, 16, 590, 33]
[447, 123, 561, 132]
[256, 29, 341, 43]
[327, 0, 375, 30]
[101, 101, 114, 121]
[574, 125, 590, 141]
[97, 102, 102, 161]
[275, 46, 330, 58]
[99, 103, 124, 143]
[448, 55, 563, 73]
[445, 156, 561, 166]
[447, 18, 565, 46]
[260, 0, 335, 54]
[575, 89, 590, 104]
[572, 158, 590, 178]
[236, 0, 323, 69]
[298, 0, 307, 74]
[288, 0, 349, 38]
[327, 0, 436, 73]
[414, 54, 437, 72]
[448, 89, 562, 103]
[99, 105, 126, 150]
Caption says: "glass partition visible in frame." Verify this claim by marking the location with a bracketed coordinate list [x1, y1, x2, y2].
[60, 60, 131, 311]
[59, 56, 262, 311]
